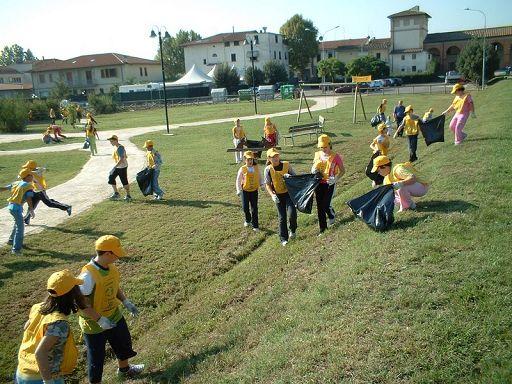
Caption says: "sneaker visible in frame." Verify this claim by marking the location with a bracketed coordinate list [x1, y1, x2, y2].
[11, 249, 22, 255]
[109, 192, 120, 200]
[281, 240, 288, 246]
[252, 227, 260, 232]
[66, 206, 72, 216]
[289, 232, 296, 239]
[7, 240, 13, 245]
[409, 202, 417, 210]
[244, 222, 251, 227]
[328, 217, 335, 227]
[117, 364, 145, 378]
[318, 230, 325, 237]
[124, 195, 132, 202]
[24, 216, 30, 225]
[462, 132, 468, 140]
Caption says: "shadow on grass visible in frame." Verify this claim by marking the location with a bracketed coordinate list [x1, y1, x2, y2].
[144, 345, 229, 383]
[0, 259, 53, 287]
[416, 200, 478, 213]
[24, 246, 90, 261]
[392, 215, 430, 230]
[146, 198, 238, 209]
[32, 225, 125, 239]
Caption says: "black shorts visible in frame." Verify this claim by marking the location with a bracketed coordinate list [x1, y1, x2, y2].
[108, 167, 128, 186]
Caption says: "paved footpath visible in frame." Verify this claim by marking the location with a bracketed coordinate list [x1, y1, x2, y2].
[0, 96, 339, 244]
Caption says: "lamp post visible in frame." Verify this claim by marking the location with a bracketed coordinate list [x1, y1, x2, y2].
[244, 37, 258, 114]
[150, 27, 171, 133]
[464, 8, 487, 89]
[319, 25, 340, 84]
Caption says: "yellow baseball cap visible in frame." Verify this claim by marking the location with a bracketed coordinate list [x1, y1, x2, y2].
[404, 105, 413, 113]
[377, 122, 387, 133]
[266, 147, 280, 158]
[22, 160, 37, 170]
[95, 235, 126, 257]
[143, 140, 154, 148]
[19, 168, 32, 179]
[107, 135, 119, 141]
[451, 83, 464, 94]
[317, 134, 331, 148]
[244, 150, 256, 159]
[47, 269, 83, 297]
[371, 155, 391, 173]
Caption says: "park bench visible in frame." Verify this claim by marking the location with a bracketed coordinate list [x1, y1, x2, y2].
[282, 115, 325, 146]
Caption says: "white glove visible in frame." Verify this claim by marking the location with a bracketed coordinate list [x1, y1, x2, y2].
[283, 173, 291, 178]
[236, 191, 241, 197]
[97, 316, 116, 330]
[122, 299, 139, 317]
[471, 111, 477, 118]
[29, 209, 35, 219]
[327, 176, 336, 186]
[43, 380, 57, 384]
[271, 194, 280, 203]
[392, 181, 404, 190]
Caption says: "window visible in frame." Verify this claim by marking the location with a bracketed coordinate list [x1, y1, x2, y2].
[317, 54, 321, 62]
[328, 52, 333, 58]
[414, 17, 419, 25]
[376, 52, 381, 59]
[275, 35, 278, 43]
[86, 70, 92, 82]
[139, 67, 143, 76]
[39, 74, 46, 83]
[285, 52, 288, 60]
[428, 54, 431, 60]
[412, 66, 417, 72]
[49, 74, 53, 82]
[224, 42, 230, 47]
[279, 51, 281, 60]
[401, 55, 405, 61]
[412, 53, 416, 60]
[99, 88, 104, 94]
[404, 19, 410, 26]
[100, 68, 117, 78]
[0, 78, 3, 84]
[274, 51, 277, 59]
[144, 67, 148, 76]
[254, 35, 259, 44]
[203, 59, 207, 64]
[234, 41, 239, 46]
[401, 68, 405, 72]
[11, 77, 21, 83]
[66, 72, 73, 83]
[212, 53, 218, 57]
[231, 53, 236, 62]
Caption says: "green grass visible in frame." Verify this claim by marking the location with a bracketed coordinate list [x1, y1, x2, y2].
[0, 137, 84, 151]
[0, 83, 511, 383]
[23, 99, 311, 134]
[0, 151, 89, 201]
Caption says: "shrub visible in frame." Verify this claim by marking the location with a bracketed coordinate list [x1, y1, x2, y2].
[213, 63, 240, 94]
[0, 99, 28, 133]
[263, 61, 288, 84]
[389, 72, 438, 84]
[244, 66, 265, 87]
[87, 94, 118, 114]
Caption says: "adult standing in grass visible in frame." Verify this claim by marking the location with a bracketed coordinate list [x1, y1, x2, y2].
[263, 117, 278, 147]
[393, 100, 405, 137]
[107, 135, 132, 201]
[143, 140, 164, 200]
[312, 135, 345, 235]
[21, 160, 72, 225]
[236, 151, 264, 231]
[15, 270, 89, 384]
[78, 235, 144, 383]
[264, 148, 297, 246]
[0, 168, 34, 255]
[85, 119, 100, 156]
[395, 105, 421, 162]
[372, 155, 429, 212]
[232, 118, 246, 164]
[442, 83, 476, 145]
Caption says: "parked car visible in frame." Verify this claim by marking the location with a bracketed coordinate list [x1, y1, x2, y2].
[445, 71, 463, 84]
[380, 79, 393, 87]
[334, 84, 356, 93]
[494, 66, 511, 77]
[389, 78, 403, 86]
[369, 80, 384, 90]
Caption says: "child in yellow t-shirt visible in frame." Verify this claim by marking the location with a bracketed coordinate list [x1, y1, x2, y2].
[232, 118, 246, 163]
[263, 117, 278, 147]
[395, 105, 421, 162]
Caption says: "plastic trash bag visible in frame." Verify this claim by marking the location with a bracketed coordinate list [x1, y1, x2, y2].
[82, 138, 90, 149]
[284, 173, 322, 214]
[365, 152, 385, 185]
[419, 114, 445, 146]
[136, 168, 154, 196]
[370, 114, 382, 127]
[347, 185, 395, 231]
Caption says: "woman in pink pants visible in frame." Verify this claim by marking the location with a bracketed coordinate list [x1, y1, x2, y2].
[442, 83, 476, 145]
[372, 155, 429, 212]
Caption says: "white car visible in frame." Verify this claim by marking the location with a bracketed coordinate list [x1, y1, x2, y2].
[445, 71, 462, 84]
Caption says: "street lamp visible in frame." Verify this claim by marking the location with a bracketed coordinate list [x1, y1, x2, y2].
[244, 37, 258, 115]
[319, 25, 340, 84]
[150, 26, 172, 133]
[464, 8, 487, 89]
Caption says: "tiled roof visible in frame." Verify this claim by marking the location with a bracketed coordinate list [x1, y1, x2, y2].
[0, 67, 20, 74]
[388, 6, 431, 19]
[368, 38, 391, 49]
[390, 48, 424, 54]
[320, 38, 390, 51]
[424, 26, 512, 43]
[182, 31, 258, 47]
[32, 53, 158, 72]
[0, 83, 33, 91]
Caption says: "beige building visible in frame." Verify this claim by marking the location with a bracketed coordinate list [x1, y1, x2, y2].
[31, 53, 162, 97]
[0, 64, 34, 99]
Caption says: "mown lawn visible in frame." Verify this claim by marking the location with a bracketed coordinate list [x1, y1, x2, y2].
[0, 82, 511, 383]
[0, 137, 84, 151]
[23, 99, 311, 134]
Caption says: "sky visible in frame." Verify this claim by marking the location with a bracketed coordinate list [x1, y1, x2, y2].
[1, 0, 511, 60]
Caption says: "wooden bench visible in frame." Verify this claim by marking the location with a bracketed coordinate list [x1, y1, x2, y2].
[282, 115, 325, 146]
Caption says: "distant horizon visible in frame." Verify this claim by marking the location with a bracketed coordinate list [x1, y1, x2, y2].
[1, 0, 511, 61]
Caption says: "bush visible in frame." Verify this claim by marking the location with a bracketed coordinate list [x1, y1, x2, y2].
[28, 99, 50, 121]
[347, 56, 389, 79]
[87, 94, 118, 114]
[390, 72, 439, 84]
[0, 99, 28, 133]
[213, 63, 240, 94]
[263, 61, 288, 84]
[244, 66, 265, 87]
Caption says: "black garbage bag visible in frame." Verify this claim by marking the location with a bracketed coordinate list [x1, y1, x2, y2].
[365, 151, 384, 185]
[419, 114, 445, 146]
[284, 173, 322, 214]
[136, 168, 154, 196]
[245, 138, 264, 158]
[347, 185, 395, 231]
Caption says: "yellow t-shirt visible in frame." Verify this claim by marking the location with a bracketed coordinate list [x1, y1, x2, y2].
[264, 123, 276, 136]
[402, 115, 419, 136]
[232, 126, 246, 139]
[384, 162, 427, 185]
[451, 94, 472, 114]
[372, 135, 390, 156]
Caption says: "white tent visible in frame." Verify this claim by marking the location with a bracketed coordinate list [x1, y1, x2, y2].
[207, 65, 216, 78]
[168, 64, 213, 87]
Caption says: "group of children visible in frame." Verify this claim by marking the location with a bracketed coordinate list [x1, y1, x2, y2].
[231, 117, 279, 163]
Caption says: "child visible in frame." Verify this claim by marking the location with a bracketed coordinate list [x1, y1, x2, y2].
[85, 120, 100, 156]
[78, 235, 144, 383]
[236, 151, 263, 231]
[366, 122, 390, 187]
[107, 135, 132, 201]
[395, 105, 421, 162]
[49, 108, 56, 125]
[143, 140, 164, 200]
[232, 118, 246, 164]
[263, 117, 278, 147]
[377, 99, 387, 122]
[442, 83, 476, 145]
[0, 168, 35, 254]
[422, 108, 434, 122]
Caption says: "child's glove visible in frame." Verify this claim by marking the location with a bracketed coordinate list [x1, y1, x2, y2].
[327, 176, 336, 186]
[236, 191, 241, 197]
[271, 194, 280, 204]
[97, 316, 116, 330]
[122, 299, 139, 317]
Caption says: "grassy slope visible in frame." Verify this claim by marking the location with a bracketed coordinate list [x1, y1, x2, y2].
[0, 83, 511, 383]
[23, 99, 309, 134]
[0, 137, 83, 151]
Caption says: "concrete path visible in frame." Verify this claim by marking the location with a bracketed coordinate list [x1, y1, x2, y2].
[0, 96, 340, 244]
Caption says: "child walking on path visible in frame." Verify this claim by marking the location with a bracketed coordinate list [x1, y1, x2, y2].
[442, 83, 476, 145]
[236, 151, 264, 231]
[107, 135, 132, 201]
[143, 140, 164, 200]
[85, 120, 100, 156]
[232, 118, 246, 164]
[395, 105, 421, 162]
[21, 160, 72, 225]
[78, 235, 144, 383]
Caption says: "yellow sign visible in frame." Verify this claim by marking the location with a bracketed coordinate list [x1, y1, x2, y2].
[352, 75, 372, 83]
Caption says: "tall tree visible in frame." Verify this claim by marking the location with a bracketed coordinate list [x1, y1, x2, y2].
[156, 30, 202, 81]
[24, 49, 36, 61]
[347, 56, 389, 79]
[456, 38, 499, 85]
[280, 15, 318, 78]
[213, 63, 240, 93]
[0, 44, 37, 65]
[317, 58, 346, 82]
